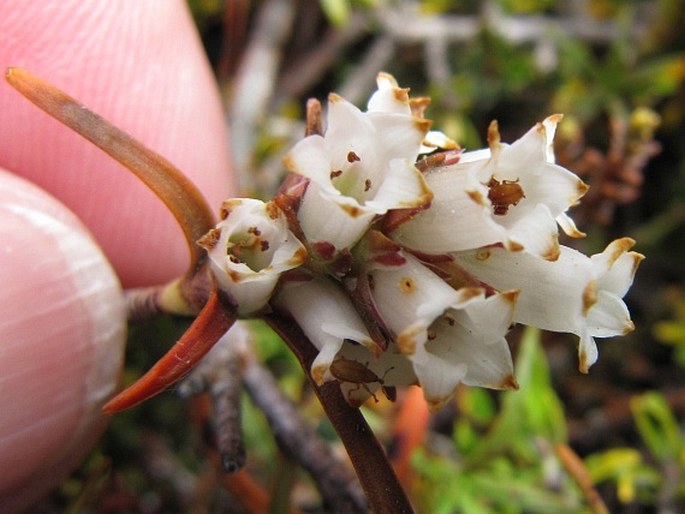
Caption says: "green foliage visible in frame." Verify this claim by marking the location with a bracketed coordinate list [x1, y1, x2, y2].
[653, 293, 685, 367]
[319, 0, 377, 26]
[552, 32, 685, 121]
[585, 392, 685, 506]
[413, 327, 585, 513]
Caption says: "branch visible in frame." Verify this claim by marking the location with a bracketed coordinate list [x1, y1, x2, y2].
[264, 312, 415, 514]
[241, 353, 367, 513]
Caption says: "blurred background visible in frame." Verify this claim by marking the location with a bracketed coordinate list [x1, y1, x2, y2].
[39, 1, 685, 512]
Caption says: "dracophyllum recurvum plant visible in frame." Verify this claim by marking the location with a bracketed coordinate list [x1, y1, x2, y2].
[7, 67, 642, 513]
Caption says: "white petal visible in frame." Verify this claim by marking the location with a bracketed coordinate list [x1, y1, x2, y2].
[592, 238, 643, 297]
[586, 290, 634, 337]
[454, 241, 640, 372]
[578, 329, 599, 374]
[518, 162, 588, 219]
[412, 356, 466, 409]
[542, 114, 562, 162]
[369, 112, 429, 162]
[283, 135, 334, 186]
[284, 84, 431, 252]
[390, 163, 506, 252]
[325, 94, 374, 143]
[297, 182, 377, 250]
[273, 277, 376, 384]
[421, 130, 459, 153]
[366, 159, 432, 211]
[367, 72, 410, 115]
[413, 291, 517, 409]
[506, 203, 561, 260]
[368, 253, 463, 356]
[453, 245, 591, 335]
[556, 211, 586, 238]
[390, 117, 587, 256]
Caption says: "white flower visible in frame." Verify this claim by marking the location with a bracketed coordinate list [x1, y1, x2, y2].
[413, 291, 519, 410]
[364, 249, 518, 409]
[273, 276, 379, 385]
[390, 116, 589, 260]
[199, 199, 307, 315]
[283, 75, 432, 254]
[453, 238, 644, 372]
[367, 72, 458, 154]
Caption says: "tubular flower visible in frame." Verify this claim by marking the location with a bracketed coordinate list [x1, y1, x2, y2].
[273, 275, 378, 385]
[390, 116, 589, 260]
[199, 198, 307, 315]
[283, 74, 433, 255]
[453, 238, 644, 373]
[363, 248, 518, 409]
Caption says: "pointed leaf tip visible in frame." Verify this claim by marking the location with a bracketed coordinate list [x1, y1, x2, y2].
[6, 67, 216, 280]
[103, 291, 236, 413]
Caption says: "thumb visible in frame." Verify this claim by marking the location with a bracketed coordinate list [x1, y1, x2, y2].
[0, 168, 126, 513]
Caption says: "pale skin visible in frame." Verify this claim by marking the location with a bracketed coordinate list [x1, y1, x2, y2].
[0, 1, 234, 510]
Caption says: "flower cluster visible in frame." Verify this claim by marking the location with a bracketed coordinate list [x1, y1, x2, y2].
[203, 73, 643, 410]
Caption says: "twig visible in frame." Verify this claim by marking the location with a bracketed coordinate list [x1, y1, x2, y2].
[276, 11, 368, 104]
[555, 443, 609, 514]
[179, 324, 249, 472]
[241, 348, 368, 513]
[125, 286, 167, 322]
[229, 0, 296, 193]
[139, 431, 201, 509]
[337, 36, 396, 106]
[265, 312, 415, 514]
[376, 1, 649, 45]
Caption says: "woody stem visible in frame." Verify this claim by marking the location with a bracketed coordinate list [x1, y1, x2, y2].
[263, 312, 414, 514]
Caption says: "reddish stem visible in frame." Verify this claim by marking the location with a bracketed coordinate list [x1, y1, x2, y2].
[264, 312, 414, 514]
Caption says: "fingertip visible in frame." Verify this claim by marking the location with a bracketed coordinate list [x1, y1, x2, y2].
[0, 169, 126, 512]
[0, 0, 234, 288]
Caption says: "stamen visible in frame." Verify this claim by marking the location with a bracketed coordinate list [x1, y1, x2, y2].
[347, 151, 361, 163]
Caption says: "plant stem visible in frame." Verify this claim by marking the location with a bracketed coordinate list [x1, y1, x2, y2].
[264, 312, 415, 514]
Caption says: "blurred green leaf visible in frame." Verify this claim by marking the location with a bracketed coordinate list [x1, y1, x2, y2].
[585, 448, 661, 504]
[631, 392, 683, 462]
[466, 327, 567, 464]
[319, 0, 352, 26]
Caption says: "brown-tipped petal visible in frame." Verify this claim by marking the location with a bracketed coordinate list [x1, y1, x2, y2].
[5, 67, 216, 277]
[103, 291, 236, 413]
